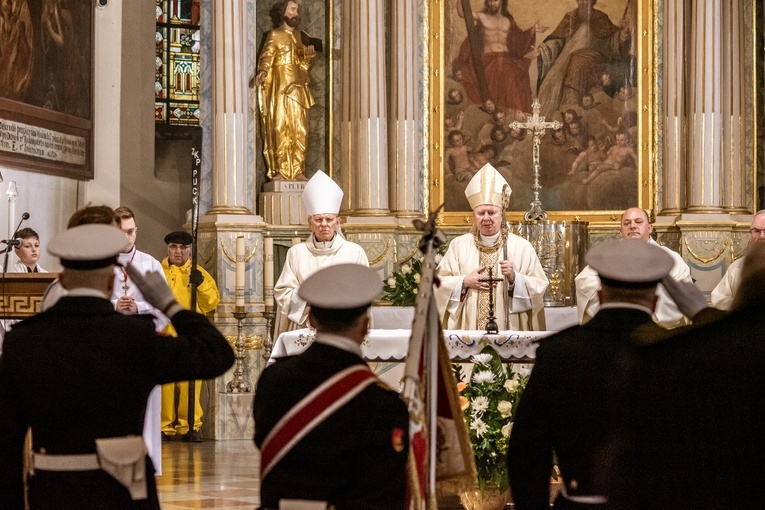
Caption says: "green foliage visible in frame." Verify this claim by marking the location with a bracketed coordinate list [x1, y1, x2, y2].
[381, 244, 448, 307]
[454, 345, 529, 492]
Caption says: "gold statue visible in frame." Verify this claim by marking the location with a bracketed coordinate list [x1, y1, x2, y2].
[255, 0, 316, 181]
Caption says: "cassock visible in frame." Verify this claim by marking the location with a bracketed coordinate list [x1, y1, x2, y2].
[575, 239, 693, 329]
[434, 231, 549, 331]
[710, 256, 743, 310]
[273, 234, 368, 339]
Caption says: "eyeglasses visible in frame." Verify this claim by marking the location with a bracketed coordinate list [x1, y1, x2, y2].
[749, 228, 765, 235]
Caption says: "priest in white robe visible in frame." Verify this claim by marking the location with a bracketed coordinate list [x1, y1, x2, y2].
[575, 207, 693, 329]
[273, 171, 369, 339]
[710, 210, 765, 310]
[435, 164, 549, 331]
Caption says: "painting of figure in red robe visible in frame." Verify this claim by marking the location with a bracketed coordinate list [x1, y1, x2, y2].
[443, 0, 639, 213]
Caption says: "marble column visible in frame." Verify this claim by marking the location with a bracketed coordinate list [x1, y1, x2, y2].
[685, 0, 726, 213]
[339, 0, 389, 215]
[659, 0, 687, 215]
[719, 0, 749, 213]
[207, 0, 252, 215]
[388, 0, 423, 218]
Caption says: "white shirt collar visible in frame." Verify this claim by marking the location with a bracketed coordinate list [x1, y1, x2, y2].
[599, 302, 654, 315]
[314, 332, 363, 358]
[66, 288, 110, 299]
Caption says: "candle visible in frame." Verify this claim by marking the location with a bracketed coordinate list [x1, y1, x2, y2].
[291, 231, 301, 246]
[235, 236, 245, 308]
[264, 236, 274, 308]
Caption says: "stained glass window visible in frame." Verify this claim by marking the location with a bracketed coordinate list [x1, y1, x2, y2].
[155, 0, 201, 126]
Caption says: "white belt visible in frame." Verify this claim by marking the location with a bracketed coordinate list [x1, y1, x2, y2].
[559, 482, 608, 505]
[33, 453, 100, 471]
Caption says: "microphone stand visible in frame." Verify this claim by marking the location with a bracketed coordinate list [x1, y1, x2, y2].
[1, 213, 27, 274]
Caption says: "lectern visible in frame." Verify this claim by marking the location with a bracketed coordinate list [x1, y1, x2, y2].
[0, 273, 58, 319]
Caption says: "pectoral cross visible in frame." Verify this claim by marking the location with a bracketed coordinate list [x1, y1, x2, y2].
[479, 267, 504, 335]
[510, 98, 561, 221]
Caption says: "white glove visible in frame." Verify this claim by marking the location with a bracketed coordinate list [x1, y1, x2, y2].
[125, 264, 178, 316]
[660, 276, 708, 319]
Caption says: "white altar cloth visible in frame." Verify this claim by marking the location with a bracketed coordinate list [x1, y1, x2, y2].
[270, 329, 552, 363]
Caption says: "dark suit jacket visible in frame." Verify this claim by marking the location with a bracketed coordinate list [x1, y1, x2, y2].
[0, 296, 234, 509]
[507, 307, 666, 510]
[253, 341, 408, 510]
[614, 298, 765, 510]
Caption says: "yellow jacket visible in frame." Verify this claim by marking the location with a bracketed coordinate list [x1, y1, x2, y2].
[162, 257, 220, 336]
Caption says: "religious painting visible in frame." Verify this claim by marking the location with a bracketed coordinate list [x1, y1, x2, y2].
[431, 0, 653, 223]
[0, 0, 93, 179]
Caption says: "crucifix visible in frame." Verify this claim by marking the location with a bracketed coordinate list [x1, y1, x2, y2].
[510, 98, 562, 221]
[479, 267, 504, 334]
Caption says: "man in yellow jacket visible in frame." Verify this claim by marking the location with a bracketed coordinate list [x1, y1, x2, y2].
[161, 231, 221, 442]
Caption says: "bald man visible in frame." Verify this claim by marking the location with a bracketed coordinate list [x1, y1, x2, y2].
[710, 210, 765, 310]
[575, 207, 694, 329]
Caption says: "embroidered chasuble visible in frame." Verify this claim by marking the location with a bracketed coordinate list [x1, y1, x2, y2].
[435, 231, 549, 331]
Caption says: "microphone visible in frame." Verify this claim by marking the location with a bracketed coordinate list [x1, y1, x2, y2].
[0, 239, 21, 247]
[21, 212, 29, 221]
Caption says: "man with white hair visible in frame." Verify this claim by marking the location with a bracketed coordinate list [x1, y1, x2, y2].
[273, 171, 369, 338]
[435, 163, 549, 331]
[575, 207, 693, 328]
[710, 210, 765, 310]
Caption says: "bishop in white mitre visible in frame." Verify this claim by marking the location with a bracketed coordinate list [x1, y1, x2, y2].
[273, 171, 369, 339]
[435, 164, 549, 331]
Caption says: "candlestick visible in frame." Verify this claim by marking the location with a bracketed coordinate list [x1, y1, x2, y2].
[264, 236, 274, 308]
[235, 236, 245, 308]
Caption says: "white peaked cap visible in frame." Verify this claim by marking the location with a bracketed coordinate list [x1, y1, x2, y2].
[299, 264, 382, 309]
[302, 170, 343, 216]
[48, 224, 128, 269]
[464, 163, 511, 209]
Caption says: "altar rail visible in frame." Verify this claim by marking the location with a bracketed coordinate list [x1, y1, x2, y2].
[271, 328, 553, 364]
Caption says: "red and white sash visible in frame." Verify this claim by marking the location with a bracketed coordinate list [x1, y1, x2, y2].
[259, 364, 378, 480]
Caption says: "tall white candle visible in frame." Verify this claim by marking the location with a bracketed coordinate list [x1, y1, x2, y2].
[235, 236, 245, 308]
[264, 236, 274, 308]
[291, 231, 301, 246]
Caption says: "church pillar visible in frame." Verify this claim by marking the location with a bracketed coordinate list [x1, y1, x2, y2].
[659, 0, 687, 215]
[339, 0, 389, 215]
[719, 0, 749, 213]
[207, 0, 252, 215]
[388, 0, 423, 218]
[685, 0, 730, 213]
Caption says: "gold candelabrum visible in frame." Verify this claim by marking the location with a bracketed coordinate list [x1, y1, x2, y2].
[262, 305, 276, 362]
[226, 307, 259, 393]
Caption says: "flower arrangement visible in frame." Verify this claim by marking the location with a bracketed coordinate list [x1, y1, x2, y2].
[454, 345, 530, 492]
[381, 245, 448, 306]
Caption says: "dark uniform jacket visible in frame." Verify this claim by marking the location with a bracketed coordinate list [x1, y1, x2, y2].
[507, 307, 666, 510]
[0, 296, 235, 510]
[615, 298, 765, 510]
[253, 341, 409, 510]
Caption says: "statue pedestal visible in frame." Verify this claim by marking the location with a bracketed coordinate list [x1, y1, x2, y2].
[211, 392, 255, 439]
[261, 180, 308, 226]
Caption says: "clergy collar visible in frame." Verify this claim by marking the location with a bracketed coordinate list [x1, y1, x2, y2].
[479, 231, 501, 246]
[311, 232, 339, 250]
[117, 247, 137, 265]
[313, 332, 363, 358]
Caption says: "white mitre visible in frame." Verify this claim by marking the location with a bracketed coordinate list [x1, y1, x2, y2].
[464, 163, 512, 209]
[302, 170, 343, 216]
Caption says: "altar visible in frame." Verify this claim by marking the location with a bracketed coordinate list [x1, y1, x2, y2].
[270, 328, 550, 363]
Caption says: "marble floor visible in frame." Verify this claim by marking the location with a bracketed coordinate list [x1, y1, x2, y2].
[154, 440, 475, 509]
[156, 439, 261, 509]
